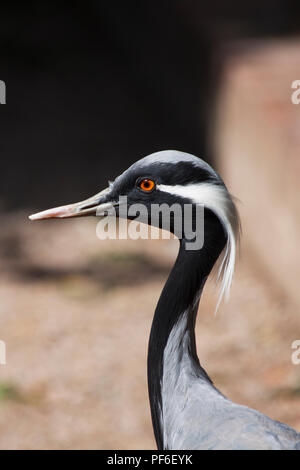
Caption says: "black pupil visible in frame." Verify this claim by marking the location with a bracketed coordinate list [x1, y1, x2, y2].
[143, 180, 150, 188]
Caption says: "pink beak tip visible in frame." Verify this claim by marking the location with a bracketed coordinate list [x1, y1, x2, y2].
[28, 206, 68, 221]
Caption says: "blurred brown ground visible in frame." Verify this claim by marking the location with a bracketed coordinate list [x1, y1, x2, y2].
[0, 38, 300, 449]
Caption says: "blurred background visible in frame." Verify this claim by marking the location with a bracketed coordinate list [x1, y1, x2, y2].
[0, 0, 300, 449]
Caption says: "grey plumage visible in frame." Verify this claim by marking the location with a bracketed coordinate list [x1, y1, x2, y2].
[162, 308, 300, 450]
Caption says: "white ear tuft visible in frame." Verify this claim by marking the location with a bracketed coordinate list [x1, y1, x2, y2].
[157, 182, 241, 313]
[211, 190, 241, 314]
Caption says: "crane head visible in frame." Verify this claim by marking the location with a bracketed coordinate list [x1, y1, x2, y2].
[29, 150, 240, 308]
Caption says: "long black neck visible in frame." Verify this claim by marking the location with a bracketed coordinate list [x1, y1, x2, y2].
[147, 210, 227, 449]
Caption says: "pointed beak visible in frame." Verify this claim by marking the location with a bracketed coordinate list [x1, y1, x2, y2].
[29, 187, 115, 221]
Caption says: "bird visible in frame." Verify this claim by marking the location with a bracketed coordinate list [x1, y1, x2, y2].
[29, 150, 300, 450]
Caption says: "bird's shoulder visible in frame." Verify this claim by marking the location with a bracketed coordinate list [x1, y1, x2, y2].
[170, 382, 300, 450]
[210, 399, 300, 450]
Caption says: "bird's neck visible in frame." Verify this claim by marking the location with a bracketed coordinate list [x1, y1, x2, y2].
[147, 211, 226, 449]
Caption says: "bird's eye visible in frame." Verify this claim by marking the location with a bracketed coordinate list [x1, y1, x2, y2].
[138, 178, 155, 192]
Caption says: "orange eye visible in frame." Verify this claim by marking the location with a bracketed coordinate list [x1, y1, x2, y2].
[139, 178, 155, 192]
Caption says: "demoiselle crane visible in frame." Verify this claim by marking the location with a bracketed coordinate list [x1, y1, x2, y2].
[29, 150, 300, 450]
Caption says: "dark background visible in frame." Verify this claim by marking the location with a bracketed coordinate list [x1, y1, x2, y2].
[1, 0, 300, 210]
